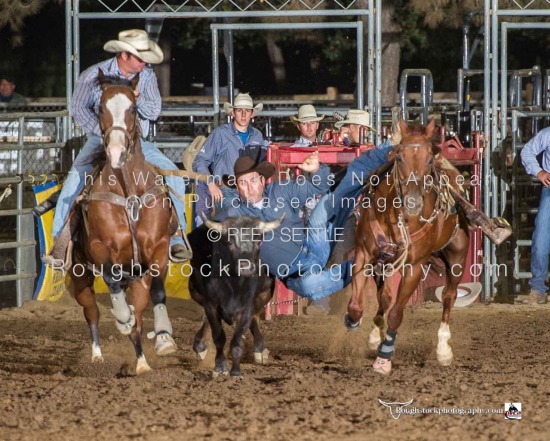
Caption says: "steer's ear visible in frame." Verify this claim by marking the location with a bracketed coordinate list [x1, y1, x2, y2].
[259, 213, 285, 233]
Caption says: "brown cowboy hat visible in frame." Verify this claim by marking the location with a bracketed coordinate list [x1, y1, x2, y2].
[233, 156, 275, 180]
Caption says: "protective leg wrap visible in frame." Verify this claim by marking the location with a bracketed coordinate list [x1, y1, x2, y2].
[110, 291, 131, 323]
[153, 304, 173, 335]
[378, 329, 397, 359]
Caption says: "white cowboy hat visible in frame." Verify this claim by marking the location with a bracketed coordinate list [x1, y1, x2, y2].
[435, 282, 482, 307]
[104, 29, 164, 64]
[223, 93, 263, 115]
[290, 104, 325, 123]
[334, 109, 373, 130]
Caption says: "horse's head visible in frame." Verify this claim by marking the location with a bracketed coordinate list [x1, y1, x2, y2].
[97, 69, 140, 169]
[394, 118, 437, 217]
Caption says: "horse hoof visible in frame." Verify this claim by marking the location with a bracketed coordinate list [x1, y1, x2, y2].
[253, 349, 269, 365]
[212, 369, 229, 379]
[136, 357, 152, 375]
[91, 355, 104, 363]
[373, 356, 392, 375]
[437, 353, 454, 366]
[155, 334, 177, 356]
[344, 313, 362, 331]
[196, 349, 208, 361]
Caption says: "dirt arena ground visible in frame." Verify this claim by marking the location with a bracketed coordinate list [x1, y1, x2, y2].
[0, 291, 548, 441]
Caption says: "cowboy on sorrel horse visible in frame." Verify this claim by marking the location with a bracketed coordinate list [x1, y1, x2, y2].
[68, 70, 177, 374]
[346, 118, 474, 375]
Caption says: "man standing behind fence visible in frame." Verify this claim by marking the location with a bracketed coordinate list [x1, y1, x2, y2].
[290, 104, 324, 146]
[520, 126, 550, 304]
[44, 29, 191, 264]
[192, 93, 266, 225]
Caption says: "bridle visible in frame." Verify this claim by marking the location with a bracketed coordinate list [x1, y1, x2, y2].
[100, 85, 139, 155]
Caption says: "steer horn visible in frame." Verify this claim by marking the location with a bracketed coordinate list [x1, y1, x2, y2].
[259, 213, 285, 233]
[201, 212, 223, 233]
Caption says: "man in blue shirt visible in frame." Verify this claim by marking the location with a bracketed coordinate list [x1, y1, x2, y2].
[192, 93, 267, 224]
[44, 29, 192, 265]
[214, 144, 392, 300]
[520, 126, 550, 304]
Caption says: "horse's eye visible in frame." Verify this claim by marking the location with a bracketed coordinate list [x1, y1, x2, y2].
[396, 155, 403, 162]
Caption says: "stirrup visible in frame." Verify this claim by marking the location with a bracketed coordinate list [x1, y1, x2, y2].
[483, 225, 512, 246]
[169, 228, 193, 262]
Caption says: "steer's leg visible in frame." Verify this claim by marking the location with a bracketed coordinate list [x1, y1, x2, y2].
[204, 306, 228, 377]
[193, 317, 210, 360]
[229, 309, 254, 376]
[250, 316, 269, 365]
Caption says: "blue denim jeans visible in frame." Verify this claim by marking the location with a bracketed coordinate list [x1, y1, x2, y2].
[284, 194, 353, 299]
[283, 145, 392, 299]
[52, 134, 187, 246]
[530, 186, 550, 294]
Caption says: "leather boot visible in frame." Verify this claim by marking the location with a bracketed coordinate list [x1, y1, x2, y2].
[448, 188, 512, 245]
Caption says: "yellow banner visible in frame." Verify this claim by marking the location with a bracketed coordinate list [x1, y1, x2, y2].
[34, 181, 195, 301]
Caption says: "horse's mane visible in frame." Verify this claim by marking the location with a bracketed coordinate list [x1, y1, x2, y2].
[404, 124, 429, 136]
[97, 75, 134, 88]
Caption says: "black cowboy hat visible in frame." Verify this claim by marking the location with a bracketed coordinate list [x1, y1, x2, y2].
[234, 156, 275, 180]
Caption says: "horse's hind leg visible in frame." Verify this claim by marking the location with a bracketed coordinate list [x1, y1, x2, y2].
[437, 230, 470, 366]
[150, 276, 177, 356]
[72, 270, 103, 362]
[345, 247, 369, 330]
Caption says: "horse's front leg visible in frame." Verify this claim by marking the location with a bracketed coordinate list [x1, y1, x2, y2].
[437, 229, 470, 366]
[128, 276, 152, 374]
[103, 263, 135, 336]
[149, 275, 177, 356]
[345, 246, 369, 330]
[368, 274, 390, 350]
[373, 263, 424, 375]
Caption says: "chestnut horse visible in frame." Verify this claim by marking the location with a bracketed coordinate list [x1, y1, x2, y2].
[345, 118, 470, 375]
[69, 70, 176, 374]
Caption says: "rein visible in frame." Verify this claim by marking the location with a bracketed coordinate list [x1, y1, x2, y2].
[366, 142, 459, 272]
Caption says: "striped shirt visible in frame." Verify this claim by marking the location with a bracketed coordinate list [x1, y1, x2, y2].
[70, 57, 161, 137]
[521, 127, 550, 177]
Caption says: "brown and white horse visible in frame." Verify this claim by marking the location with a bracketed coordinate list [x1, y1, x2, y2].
[69, 70, 176, 373]
[345, 118, 470, 374]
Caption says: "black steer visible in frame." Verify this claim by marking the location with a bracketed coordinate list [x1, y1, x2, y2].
[188, 214, 283, 377]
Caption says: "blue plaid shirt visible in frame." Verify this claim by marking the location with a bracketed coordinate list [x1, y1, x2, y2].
[71, 57, 161, 137]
